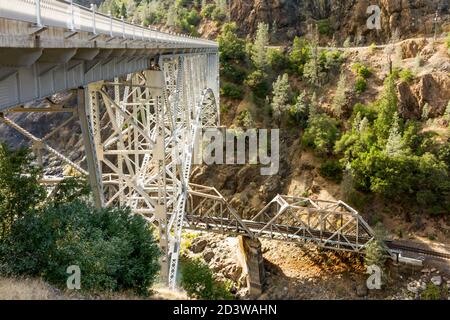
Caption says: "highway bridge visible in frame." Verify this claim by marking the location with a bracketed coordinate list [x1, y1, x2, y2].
[0, 0, 431, 291]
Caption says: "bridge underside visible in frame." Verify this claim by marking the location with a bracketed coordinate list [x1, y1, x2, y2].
[0, 17, 216, 111]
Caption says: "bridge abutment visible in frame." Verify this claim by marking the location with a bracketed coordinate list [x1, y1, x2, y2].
[237, 235, 265, 296]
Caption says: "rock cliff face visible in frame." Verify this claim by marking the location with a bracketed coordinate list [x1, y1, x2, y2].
[230, 0, 450, 43]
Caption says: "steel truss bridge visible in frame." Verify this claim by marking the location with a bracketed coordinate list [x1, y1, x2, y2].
[0, 0, 397, 290]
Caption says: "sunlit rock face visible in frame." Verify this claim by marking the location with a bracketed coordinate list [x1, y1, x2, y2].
[229, 0, 448, 43]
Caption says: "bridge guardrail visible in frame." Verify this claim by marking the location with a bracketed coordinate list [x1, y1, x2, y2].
[0, 0, 217, 48]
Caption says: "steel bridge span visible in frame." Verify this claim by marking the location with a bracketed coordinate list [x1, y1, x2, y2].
[0, 0, 405, 291]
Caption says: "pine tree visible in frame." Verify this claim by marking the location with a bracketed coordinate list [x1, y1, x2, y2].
[120, 2, 127, 18]
[374, 75, 398, 142]
[291, 90, 308, 126]
[252, 22, 269, 70]
[271, 73, 291, 125]
[332, 72, 347, 117]
[364, 224, 388, 270]
[303, 35, 322, 86]
[385, 112, 405, 156]
[166, 4, 177, 27]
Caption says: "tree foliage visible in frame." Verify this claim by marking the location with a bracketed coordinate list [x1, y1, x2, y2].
[0, 144, 45, 237]
[271, 73, 291, 124]
[252, 22, 269, 70]
[180, 258, 233, 300]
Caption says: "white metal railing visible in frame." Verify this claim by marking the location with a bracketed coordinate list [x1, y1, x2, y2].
[0, 0, 217, 48]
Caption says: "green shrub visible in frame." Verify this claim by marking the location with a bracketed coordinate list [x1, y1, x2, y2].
[399, 68, 415, 83]
[352, 63, 371, 79]
[180, 258, 233, 300]
[303, 113, 340, 156]
[289, 37, 310, 76]
[421, 283, 441, 300]
[244, 70, 270, 99]
[0, 201, 160, 296]
[218, 23, 246, 63]
[351, 103, 378, 123]
[0, 144, 45, 237]
[355, 77, 367, 93]
[317, 19, 332, 36]
[211, 7, 227, 22]
[221, 63, 247, 84]
[201, 3, 216, 19]
[221, 82, 244, 100]
[319, 159, 343, 182]
[186, 9, 201, 26]
[267, 48, 290, 72]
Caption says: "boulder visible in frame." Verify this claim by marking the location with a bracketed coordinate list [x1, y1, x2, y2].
[397, 82, 420, 119]
[431, 276, 442, 286]
[356, 283, 369, 297]
[190, 238, 208, 254]
[202, 250, 214, 263]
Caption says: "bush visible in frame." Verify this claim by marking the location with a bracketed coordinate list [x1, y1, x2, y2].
[421, 283, 441, 300]
[180, 258, 233, 300]
[211, 7, 227, 22]
[352, 63, 371, 79]
[221, 63, 247, 84]
[244, 70, 270, 99]
[317, 19, 332, 36]
[0, 144, 45, 237]
[267, 48, 290, 72]
[355, 77, 367, 93]
[303, 113, 340, 156]
[221, 82, 244, 100]
[201, 3, 216, 19]
[399, 68, 415, 83]
[218, 23, 246, 63]
[319, 159, 343, 182]
[289, 37, 310, 76]
[0, 201, 161, 296]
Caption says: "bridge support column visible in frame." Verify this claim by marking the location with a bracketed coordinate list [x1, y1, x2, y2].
[237, 236, 265, 296]
[77, 87, 104, 209]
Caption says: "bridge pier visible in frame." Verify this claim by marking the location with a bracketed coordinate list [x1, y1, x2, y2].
[237, 235, 265, 296]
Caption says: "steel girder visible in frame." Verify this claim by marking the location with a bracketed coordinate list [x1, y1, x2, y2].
[0, 52, 221, 289]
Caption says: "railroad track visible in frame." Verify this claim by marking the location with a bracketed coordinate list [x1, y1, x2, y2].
[387, 242, 450, 260]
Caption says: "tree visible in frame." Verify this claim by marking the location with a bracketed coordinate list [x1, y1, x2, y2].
[252, 22, 269, 70]
[290, 37, 310, 75]
[166, 4, 177, 26]
[218, 22, 246, 62]
[374, 75, 398, 143]
[290, 90, 309, 128]
[303, 112, 339, 156]
[271, 73, 291, 125]
[120, 2, 127, 18]
[365, 224, 388, 272]
[0, 144, 45, 237]
[332, 72, 347, 117]
[303, 38, 321, 86]
[385, 113, 405, 157]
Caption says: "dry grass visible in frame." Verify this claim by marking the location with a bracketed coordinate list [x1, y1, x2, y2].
[0, 277, 63, 300]
[0, 277, 189, 300]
